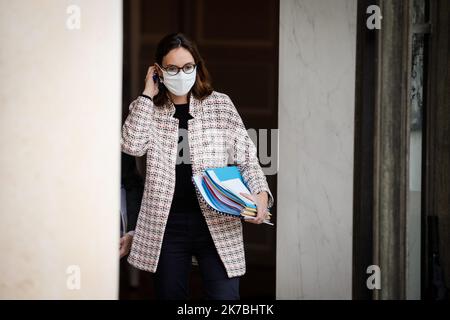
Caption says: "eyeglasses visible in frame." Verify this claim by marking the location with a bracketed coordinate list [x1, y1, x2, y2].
[156, 62, 197, 76]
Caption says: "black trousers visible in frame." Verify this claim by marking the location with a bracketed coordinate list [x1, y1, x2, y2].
[154, 210, 240, 300]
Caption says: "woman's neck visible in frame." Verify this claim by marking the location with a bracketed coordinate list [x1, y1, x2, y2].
[168, 92, 188, 105]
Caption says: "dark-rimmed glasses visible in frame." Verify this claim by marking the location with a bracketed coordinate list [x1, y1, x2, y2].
[156, 62, 197, 76]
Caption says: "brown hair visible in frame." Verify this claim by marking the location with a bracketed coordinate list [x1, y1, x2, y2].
[153, 33, 213, 107]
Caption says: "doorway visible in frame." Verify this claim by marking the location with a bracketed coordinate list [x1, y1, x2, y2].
[353, 0, 450, 300]
[120, 0, 279, 299]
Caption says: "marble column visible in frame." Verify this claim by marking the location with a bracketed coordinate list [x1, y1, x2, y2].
[277, 0, 357, 299]
[0, 0, 122, 299]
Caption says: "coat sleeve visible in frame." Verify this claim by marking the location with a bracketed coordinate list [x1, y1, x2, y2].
[121, 96, 154, 157]
[225, 96, 275, 209]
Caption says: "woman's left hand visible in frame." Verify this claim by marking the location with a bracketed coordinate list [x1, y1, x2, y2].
[119, 233, 133, 258]
[240, 191, 269, 224]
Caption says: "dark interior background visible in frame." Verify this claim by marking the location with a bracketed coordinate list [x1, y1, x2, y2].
[120, 0, 279, 299]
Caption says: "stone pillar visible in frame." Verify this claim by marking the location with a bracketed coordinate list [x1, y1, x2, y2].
[277, 0, 357, 299]
[0, 0, 122, 299]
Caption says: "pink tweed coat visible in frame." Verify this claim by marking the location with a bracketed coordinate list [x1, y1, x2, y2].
[121, 90, 274, 278]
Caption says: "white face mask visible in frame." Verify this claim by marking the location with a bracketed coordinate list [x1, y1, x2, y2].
[161, 68, 197, 96]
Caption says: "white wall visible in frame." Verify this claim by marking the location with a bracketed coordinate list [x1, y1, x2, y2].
[0, 0, 122, 299]
[277, 0, 357, 299]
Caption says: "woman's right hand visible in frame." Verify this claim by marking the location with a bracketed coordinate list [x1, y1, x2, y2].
[142, 65, 159, 99]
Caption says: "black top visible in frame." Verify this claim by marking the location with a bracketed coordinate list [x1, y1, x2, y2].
[169, 103, 202, 214]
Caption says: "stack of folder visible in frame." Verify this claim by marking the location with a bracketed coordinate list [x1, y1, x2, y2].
[192, 166, 273, 226]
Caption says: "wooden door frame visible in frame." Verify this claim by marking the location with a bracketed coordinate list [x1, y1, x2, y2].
[353, 0, 412, 300]
[423, 0, 450, 298]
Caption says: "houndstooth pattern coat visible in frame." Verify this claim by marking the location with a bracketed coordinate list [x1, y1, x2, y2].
[121, 90, 274, 278]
